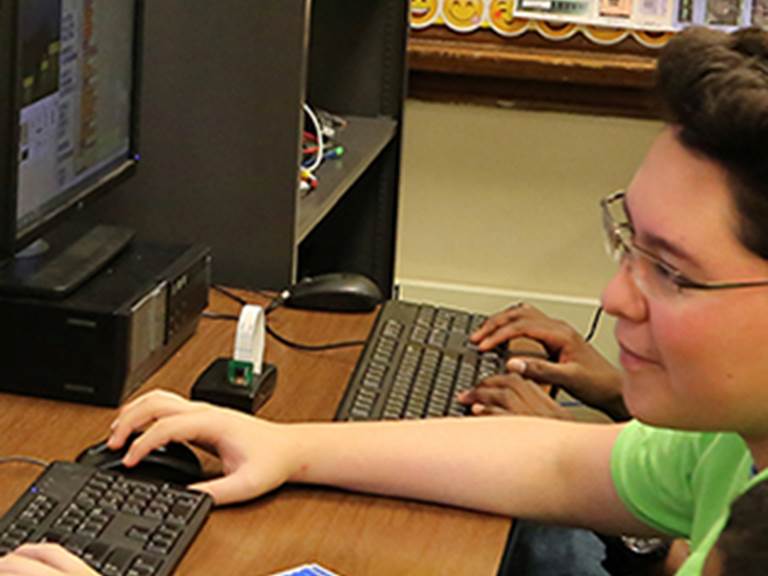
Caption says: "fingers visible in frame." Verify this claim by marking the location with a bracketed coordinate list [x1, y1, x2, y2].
[456, 388, 513, 416]
[0, 543, 95, 575]
[506, 357, 576, 389]
[456, 376, 533, 415]
[456, 374, 571, 419]
[468, 403, 509, 416]
[108, 390, 208, 450]
[13, 544, 93, 573]
[470, 304, 574, 353]
[120, 410, 231, 467]
[188, 468, 278, 506]
[469, 302, 524, 344]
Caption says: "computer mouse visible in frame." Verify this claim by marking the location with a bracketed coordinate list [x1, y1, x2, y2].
[75, 432, 204, 486]
[282, 272, 383, 312]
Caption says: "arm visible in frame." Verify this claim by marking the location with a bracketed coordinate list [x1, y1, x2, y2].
[109, 391, 651, 536]
[469, 304, 629, 421]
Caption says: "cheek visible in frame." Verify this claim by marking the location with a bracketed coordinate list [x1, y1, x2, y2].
[650, 303, 732, 401]
[652, 298, 768, 415]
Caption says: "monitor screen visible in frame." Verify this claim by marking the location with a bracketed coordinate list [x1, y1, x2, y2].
[1, 0, 140, 259]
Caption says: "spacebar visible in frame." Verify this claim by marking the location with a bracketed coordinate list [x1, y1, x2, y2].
[24, 225, 135, 297]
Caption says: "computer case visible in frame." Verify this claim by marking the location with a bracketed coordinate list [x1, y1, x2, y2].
[0, 242, 210, 406]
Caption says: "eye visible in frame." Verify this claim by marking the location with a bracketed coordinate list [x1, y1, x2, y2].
[649, 260, 691, 291]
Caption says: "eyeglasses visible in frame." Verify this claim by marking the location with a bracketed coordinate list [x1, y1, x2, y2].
[601, 190, 768, 299]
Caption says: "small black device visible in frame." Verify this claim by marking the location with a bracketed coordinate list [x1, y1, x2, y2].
[76, 432, 204, 486]
[0, 241, 211, 407]
[335, 299, 509, 421]
[191, 357, 277, 413]
[282, 272, 383, 312]
[0, 461, 212, 575]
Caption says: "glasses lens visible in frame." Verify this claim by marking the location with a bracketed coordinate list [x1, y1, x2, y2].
[601, 192, 626, 261]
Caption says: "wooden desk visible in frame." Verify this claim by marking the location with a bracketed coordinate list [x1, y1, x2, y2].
[0, 290, 511, 575]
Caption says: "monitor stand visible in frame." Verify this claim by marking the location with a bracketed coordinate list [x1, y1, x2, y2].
[0, 224, 135, 299]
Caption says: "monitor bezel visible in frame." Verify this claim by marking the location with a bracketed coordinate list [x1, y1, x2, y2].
[0, 0, 143, 261]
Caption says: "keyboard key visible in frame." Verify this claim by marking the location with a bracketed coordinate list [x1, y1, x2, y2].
[103, 547, 135, 575]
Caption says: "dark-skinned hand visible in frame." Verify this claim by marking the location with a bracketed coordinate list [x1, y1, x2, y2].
[467, 303, 629, 422]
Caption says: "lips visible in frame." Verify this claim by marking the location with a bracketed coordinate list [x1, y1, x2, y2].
[618, 340, 660, 370]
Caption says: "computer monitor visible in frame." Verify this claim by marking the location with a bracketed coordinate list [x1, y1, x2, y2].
[0, 0, 142, 297]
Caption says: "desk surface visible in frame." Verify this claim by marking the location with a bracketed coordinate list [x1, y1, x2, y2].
[0, 290, 511, 575]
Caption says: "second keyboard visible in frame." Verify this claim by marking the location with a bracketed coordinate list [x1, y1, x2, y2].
[335, 300, 507, 421]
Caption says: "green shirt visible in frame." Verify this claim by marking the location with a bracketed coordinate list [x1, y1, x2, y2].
[611, 421, 768, 575]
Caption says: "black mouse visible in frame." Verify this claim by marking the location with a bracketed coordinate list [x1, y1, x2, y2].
[75, 432, 204, 486]
[282, 272, 383, 312]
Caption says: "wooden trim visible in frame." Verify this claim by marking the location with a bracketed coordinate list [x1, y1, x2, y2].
[407, 26, 663, 118]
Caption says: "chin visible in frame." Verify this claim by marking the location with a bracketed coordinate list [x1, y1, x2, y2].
[621, 375, 680, 428]
[626, 393, 724, 431]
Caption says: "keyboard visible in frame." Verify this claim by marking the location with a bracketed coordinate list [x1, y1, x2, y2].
[335, 300, 509, 421]
[0, 461, 212, 575]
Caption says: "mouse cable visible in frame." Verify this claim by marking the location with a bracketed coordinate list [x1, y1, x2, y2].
[203, 311, 240, 321]
[0, 455, 49, 468]
[209, 284, 366, 351]
[265, 324, 366, 351]
[583, 305, 604, 343]
[212, 284, 276, 306]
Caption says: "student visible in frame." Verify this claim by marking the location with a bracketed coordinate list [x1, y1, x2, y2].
[3, 25, 768, 575]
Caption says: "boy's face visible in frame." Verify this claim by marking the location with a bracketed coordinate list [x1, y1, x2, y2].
[602, 128, 768, 435]
[703, 545, 724, 576]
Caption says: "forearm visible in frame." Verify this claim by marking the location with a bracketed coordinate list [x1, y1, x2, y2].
[287, 416, 628, 528]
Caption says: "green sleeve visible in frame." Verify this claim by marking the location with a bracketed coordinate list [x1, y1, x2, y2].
[610, 420, 704, 538]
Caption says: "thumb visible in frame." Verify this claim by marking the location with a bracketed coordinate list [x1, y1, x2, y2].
[189, 470, 267, 506]
[506, 357, 575, 388]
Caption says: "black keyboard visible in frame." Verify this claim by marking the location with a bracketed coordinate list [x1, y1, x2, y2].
[0, 461, 212, 575]
[335, 300, 507, 421]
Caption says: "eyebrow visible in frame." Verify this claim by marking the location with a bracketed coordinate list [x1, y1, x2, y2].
[624, 196, 706, 270]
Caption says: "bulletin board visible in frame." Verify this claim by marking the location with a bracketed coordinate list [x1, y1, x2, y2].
[407, 0, 767, 117]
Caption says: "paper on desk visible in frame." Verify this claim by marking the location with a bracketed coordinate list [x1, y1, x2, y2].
[270, 563, 339, 576]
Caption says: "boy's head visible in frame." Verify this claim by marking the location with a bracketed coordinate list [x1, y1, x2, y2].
[707, 481, 768, 574]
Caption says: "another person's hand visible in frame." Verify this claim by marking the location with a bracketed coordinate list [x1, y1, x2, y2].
[108, 390, 298, 505]
[0, 543, 96, 575]
[456, 373, 572, 419]
[470, 304, 629, 421]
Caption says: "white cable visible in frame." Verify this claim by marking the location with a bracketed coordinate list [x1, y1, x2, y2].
[303, 102, 324, 173]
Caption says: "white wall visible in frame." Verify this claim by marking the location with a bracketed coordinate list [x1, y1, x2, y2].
[395, 100, 663, 362]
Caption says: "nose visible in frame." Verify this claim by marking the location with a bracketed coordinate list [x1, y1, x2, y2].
[601, 259, 648, 322]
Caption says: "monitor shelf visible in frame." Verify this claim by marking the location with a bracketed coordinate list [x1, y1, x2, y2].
[296, 115, 397, 244]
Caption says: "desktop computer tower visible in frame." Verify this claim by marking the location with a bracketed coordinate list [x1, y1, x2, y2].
[0, 242, 211, 407]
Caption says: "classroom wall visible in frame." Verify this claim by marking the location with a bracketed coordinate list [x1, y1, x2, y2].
[395, 100, 663, 363]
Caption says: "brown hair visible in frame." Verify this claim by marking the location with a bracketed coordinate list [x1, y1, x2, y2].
[657, 27, 768, 259]
[717, 481, 768, 574]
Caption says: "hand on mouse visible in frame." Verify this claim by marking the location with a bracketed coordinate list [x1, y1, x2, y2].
[469, 303, 628, 421]
[109, 390, 299, 505]
[0, 543, 97, 575]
